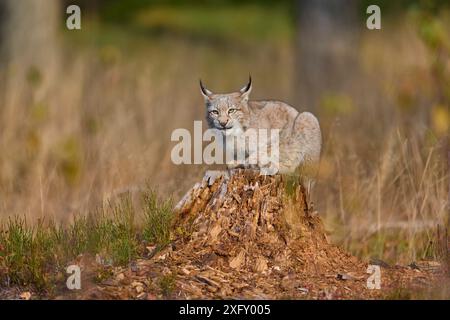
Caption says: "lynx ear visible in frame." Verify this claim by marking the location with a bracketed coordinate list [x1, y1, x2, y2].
[239, 76, 252, 100]
[200, 79, 213, 99]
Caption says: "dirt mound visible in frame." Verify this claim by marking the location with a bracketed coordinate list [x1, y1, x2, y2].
[90, 171, 442, 299]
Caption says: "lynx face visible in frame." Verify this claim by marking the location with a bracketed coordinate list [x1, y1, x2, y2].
[200, 78, 252, 135]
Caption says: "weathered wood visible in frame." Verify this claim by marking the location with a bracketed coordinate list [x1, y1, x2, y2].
[92, 170, 442, 300]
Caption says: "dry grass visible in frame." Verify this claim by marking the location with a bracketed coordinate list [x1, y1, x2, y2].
[316, 17, 449, 264]
[0, 189, 173, 292]
[0, 7, 448, 281]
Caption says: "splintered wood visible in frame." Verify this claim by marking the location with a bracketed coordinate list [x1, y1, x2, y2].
[94, 170, 443, 300]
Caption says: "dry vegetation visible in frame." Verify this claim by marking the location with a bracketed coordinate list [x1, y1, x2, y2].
[71, 171, 443, 300]
[0, 4, 449, 298]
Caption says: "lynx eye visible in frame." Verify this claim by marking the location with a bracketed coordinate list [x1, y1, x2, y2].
[228, 108, 237, 114]
[209, 110, 219, 116]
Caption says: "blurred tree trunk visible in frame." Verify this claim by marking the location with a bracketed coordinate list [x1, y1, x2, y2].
[295, 0, 361, 113]
[0, 1, 7, 95]
[0, 0, 60, 105]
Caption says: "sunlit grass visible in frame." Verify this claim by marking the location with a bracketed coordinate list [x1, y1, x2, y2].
[142, 191, 174, 251]
[0, 3, 448, 298]
[0, 190, 174, 293]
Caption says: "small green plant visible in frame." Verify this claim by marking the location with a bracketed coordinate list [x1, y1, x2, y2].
[142, 190, 174, 250]
[283, 175, 301, 198]
[158, 272, 176, 297]
[107, 195, 139, 265]
[85, 194, 139, 266]
[0, 217, 59, 291]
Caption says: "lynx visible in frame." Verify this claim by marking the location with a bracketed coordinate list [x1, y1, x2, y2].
[200, 77, 322, 178]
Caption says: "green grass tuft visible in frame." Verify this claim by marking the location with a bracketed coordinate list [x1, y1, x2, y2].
[158, 272, 176, 297]
[0, 190, 174, 293]
[142, 191, 174, 250]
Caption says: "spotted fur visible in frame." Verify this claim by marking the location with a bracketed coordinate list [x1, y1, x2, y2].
[200, 78, 322, 176]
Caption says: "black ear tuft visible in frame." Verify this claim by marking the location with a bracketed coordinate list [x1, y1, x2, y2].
[200, 79, 213, 97]
[240, 75, 252, 95]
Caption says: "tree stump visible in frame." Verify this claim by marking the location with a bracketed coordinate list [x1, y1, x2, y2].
[158, 170, 375, 298]
[93, 170, 442, 300]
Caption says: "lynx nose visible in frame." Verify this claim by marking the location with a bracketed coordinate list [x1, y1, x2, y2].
[218, 118, 228, 127]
